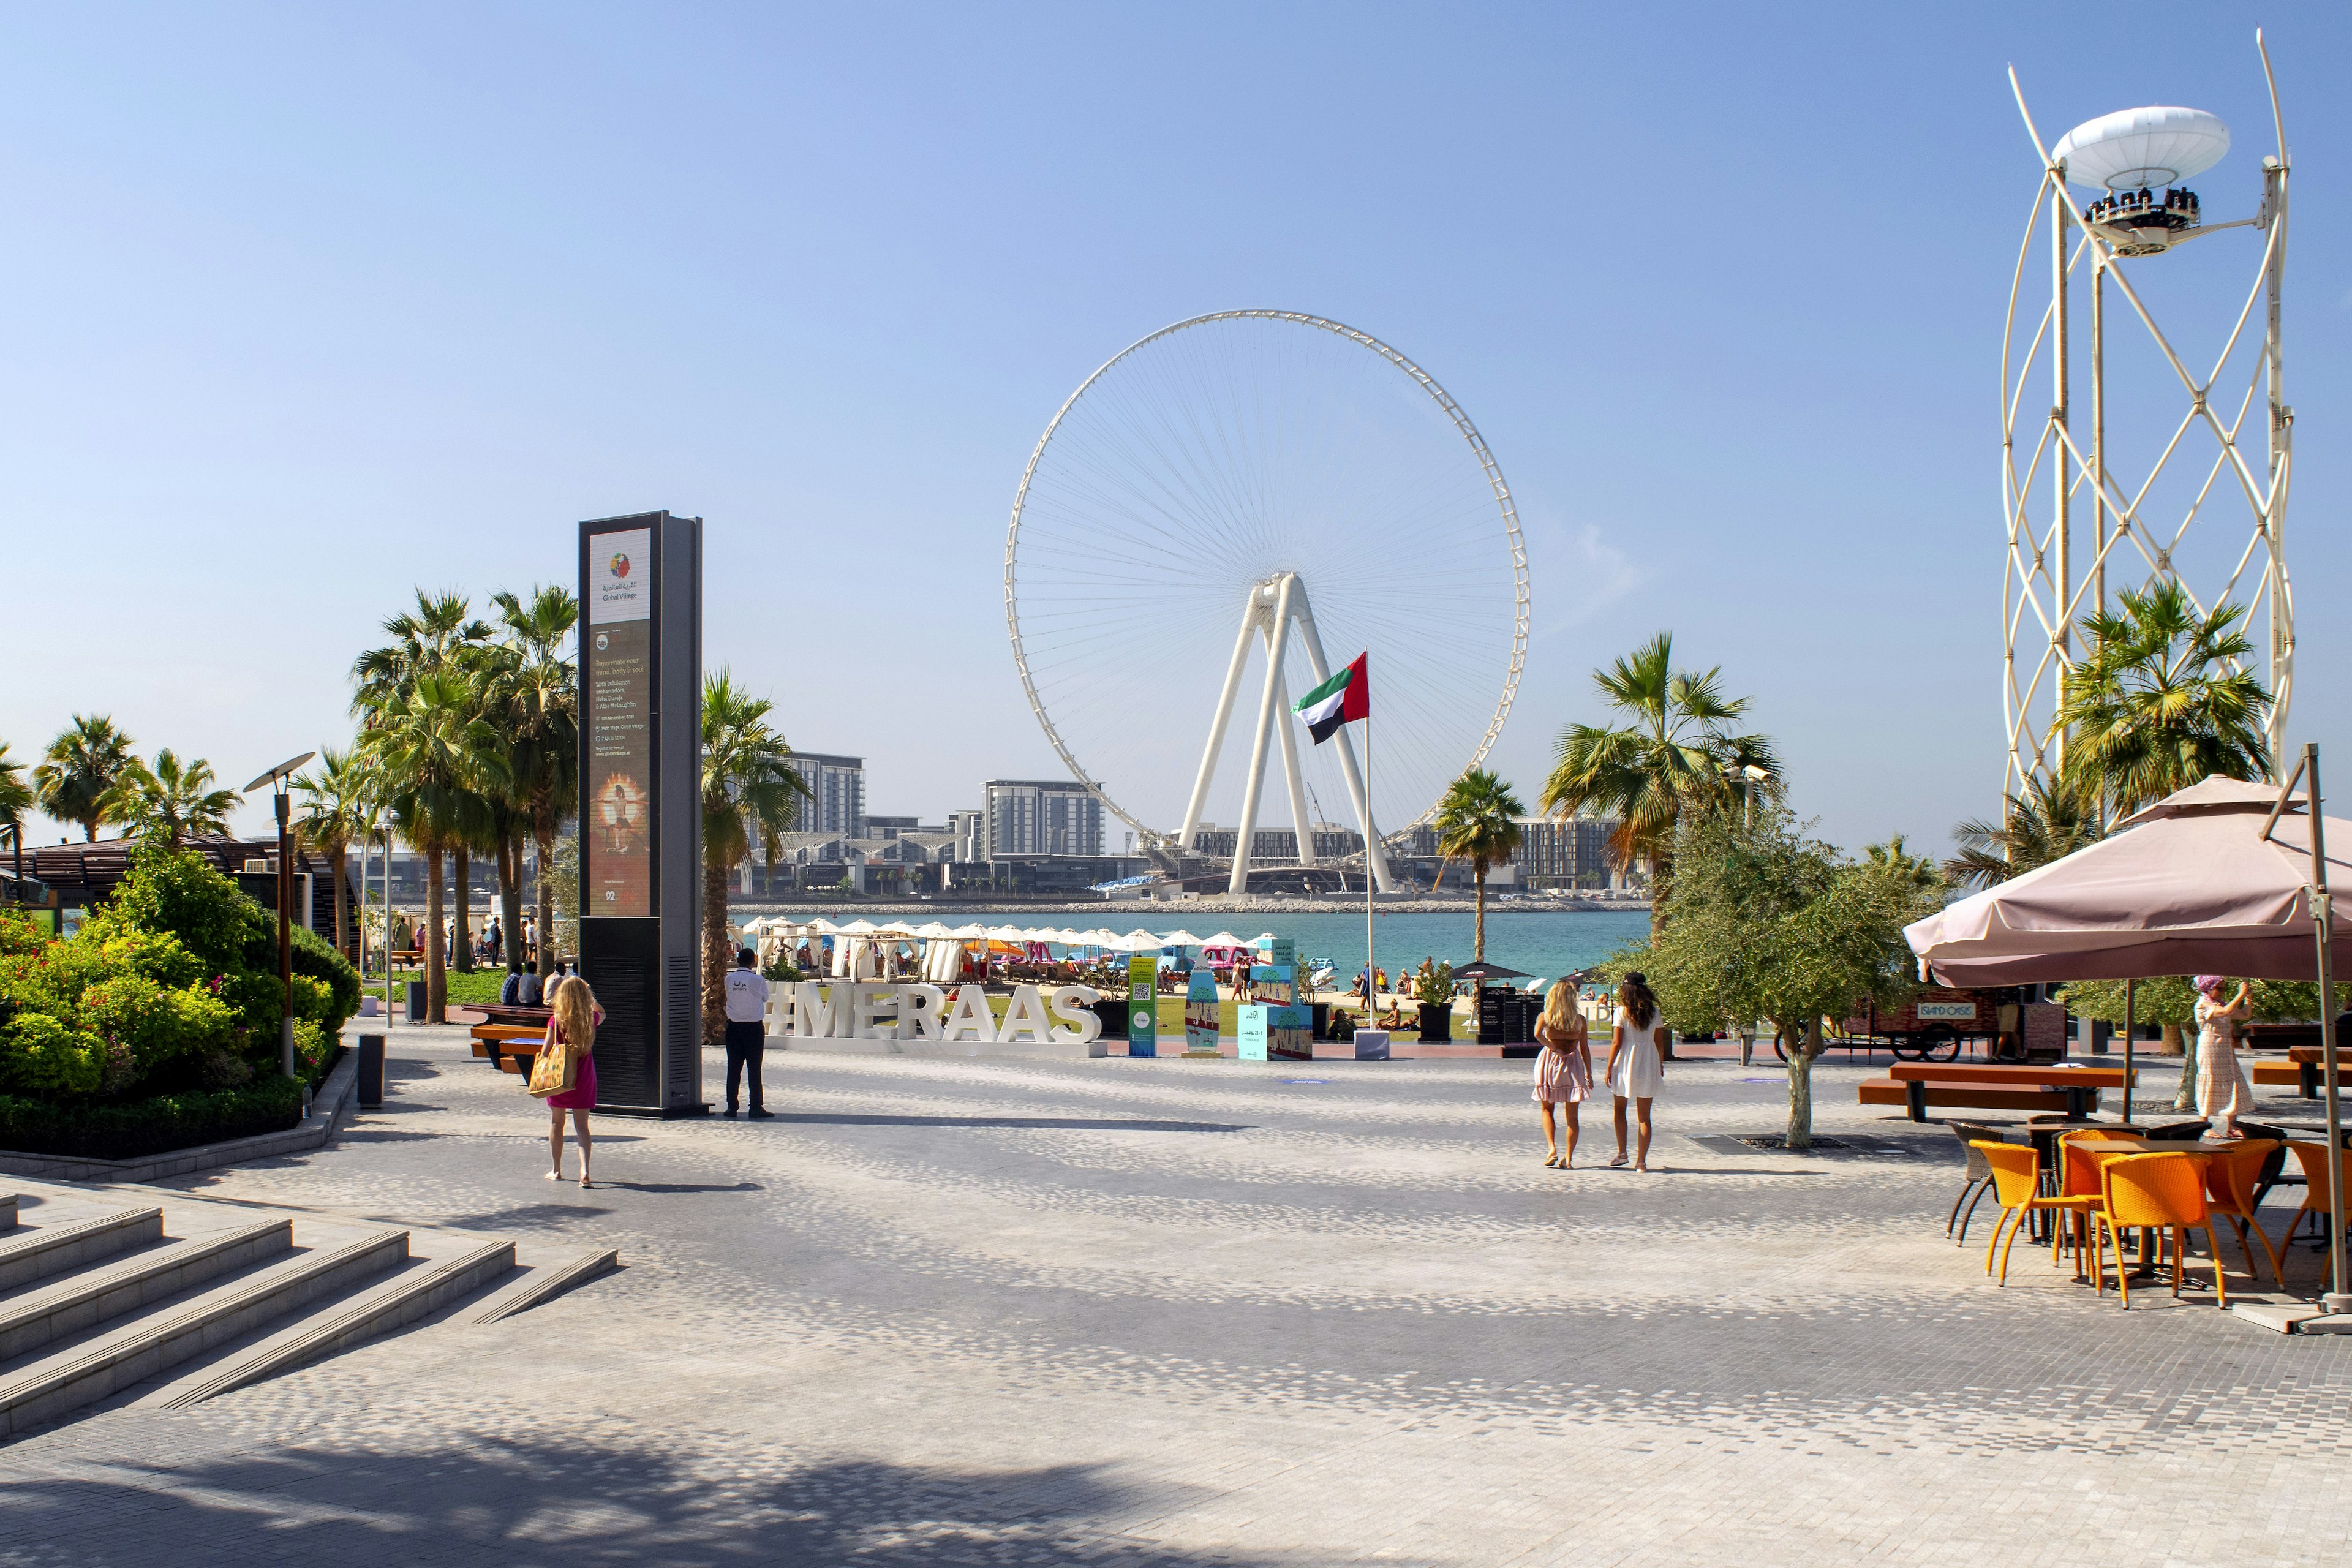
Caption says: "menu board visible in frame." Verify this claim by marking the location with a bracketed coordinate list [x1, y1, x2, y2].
[583, 527, 654, 917]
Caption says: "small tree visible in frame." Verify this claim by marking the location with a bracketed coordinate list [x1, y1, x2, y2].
[700, 671, 811, 1042]
[1645, 805, 1945, 1148]
[1432, 769, 1525, 961]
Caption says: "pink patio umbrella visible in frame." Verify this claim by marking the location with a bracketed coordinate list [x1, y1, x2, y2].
[1905, 763, 2352, 1308]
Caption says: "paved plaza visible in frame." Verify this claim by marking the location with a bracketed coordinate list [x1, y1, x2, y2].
[0, 1028, 2347, 1565]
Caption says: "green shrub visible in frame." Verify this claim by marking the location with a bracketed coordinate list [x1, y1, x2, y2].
[0, 1074, 303, 1161]
[0, 1012, 104, 1098]
[77, 974, 236, 1076]
[85, 842, 263, 976]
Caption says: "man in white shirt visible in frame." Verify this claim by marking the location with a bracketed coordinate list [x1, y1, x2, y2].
[721, 948, 772, 1118]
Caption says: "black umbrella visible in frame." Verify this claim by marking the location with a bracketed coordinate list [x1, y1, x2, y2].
[1451, 960, 1531, 982]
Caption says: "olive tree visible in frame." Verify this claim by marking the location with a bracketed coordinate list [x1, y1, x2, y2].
[1642, 805, 1945, 1149]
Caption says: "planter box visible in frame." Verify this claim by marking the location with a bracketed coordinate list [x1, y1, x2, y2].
[1418, 1003, 1453, 1043]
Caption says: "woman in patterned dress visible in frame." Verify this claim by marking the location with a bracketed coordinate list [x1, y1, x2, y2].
[1532, 981, 1593, 1168]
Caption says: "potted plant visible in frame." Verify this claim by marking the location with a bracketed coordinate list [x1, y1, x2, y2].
[1415, 959, 1456, 1042]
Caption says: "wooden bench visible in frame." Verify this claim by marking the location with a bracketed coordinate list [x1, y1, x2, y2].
[2253, 1058, 2310, 1095]
[1863, 1062, 2130, 1123]
[497, 1039, 543, 1076]
[469, 1022, 545, 1066]
[1859, 1080, 2087, 1120]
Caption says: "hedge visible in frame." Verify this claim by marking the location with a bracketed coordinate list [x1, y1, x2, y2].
[0, 1072, 306, 1162]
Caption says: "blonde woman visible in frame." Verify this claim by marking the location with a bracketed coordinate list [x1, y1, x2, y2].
[544, 976, 603, 1188]
[1532, 981, 1593, 1168]
[1607, 972, 1668, 1172]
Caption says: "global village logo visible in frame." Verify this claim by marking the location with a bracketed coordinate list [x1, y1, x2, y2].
[609, 552, 631, 579]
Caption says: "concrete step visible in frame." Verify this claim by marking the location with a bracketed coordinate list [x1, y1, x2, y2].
[0, 1218, 292, 1362]
[151, 1236, 516, 1409]
[0, 1226, 409, 1438]
[0, 1208, 163, 1294]
[0, 1194, 18, 1231]
[472, 1244, 621, 1324]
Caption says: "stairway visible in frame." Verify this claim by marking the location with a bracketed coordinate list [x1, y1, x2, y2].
[0, 1180, 615, 1439]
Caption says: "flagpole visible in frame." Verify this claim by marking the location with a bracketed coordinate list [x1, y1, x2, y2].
[1365, 698, 1374, 1035]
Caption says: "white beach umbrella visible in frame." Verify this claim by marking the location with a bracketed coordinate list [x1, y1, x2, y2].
[1200, 932, 1247, 950]
[1120, 928, 1163, 950]
[803, 917, 840, 935]
[909, 921, 956, 939]
[1156, 930, 1205, 947]
[948, 923, 988, 940]
[835, 918, 883, 935]
[986, 925, 1029, 941]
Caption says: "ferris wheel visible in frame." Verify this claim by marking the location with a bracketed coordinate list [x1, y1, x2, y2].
[1005, 310, 1529, 894]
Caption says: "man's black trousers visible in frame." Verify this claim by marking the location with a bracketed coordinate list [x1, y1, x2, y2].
[725, 1020, 766, 1111]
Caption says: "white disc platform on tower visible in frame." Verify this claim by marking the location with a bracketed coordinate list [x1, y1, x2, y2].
[2052, 105, 2230, 190]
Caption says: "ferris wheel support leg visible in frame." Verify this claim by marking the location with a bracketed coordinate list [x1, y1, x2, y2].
[1270, 624, 1317, 870]
[1227, 578, 1297, 897]
[1180, 595, 1262, 862]
[1291, 598, 1395, 894]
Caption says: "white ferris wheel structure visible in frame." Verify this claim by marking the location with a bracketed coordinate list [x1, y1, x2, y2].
[2002, 31, 2294, 797]
[1005, 311, 1529, 894]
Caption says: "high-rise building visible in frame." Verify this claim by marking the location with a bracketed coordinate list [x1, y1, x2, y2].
[785, 753, 865, 841]
[1511, 816, 1624, 889]
[983, 780, 1103, 858]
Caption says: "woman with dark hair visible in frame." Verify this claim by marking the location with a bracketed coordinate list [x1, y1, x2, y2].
[1607, 971, 1668, 1170]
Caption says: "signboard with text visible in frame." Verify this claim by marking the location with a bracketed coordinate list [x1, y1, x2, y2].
[1127, 954, 1158, 1057]
[582, 527, 654, 917]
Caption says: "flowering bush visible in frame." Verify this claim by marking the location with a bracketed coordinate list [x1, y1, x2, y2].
[0, 843, 357, 1109]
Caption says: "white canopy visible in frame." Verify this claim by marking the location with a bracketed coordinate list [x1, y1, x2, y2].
[1120, 928, 1163, 950]
[834, 918, 884, 935]
[948, 923, 989, 939]
[2053, 105, 2230, 191]
[1156, 930, 1204, 947]
[985, 925, 1030, 941]
[908, 921, 957, 939]
[802, 917, 840, 935]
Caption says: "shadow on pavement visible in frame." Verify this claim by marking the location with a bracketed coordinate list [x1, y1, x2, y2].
[592, 1181, 766, 1195]
[0, 1439, 1294, 1567]
[774, 1114, 1247, 1133]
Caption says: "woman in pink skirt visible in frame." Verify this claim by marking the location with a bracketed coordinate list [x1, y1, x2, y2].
[544, 976, 603, 1188]
[1532, 981, 1593, 1168]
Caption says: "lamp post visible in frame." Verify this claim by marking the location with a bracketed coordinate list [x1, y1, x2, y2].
[243, 753, 315, 1082]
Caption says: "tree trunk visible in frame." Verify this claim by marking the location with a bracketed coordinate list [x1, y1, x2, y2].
[424, 845, 447, 1025]
[452, 847, 473, 973]
[325, 837, 349, 960]
[1784, 1015, 1821, 1150]
[533, 805, 558, 978]
[2174, 1028, 2201, 1112]
[497, 837, 522, 973]
[702, 840, 732, 1044]
[1472, 858, 1487, 961]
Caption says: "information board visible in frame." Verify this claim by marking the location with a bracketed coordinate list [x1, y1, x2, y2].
[1185, 971, 1221, 1055]
[1127, 954, 1158, 1057]
[582, 526, 654, 918]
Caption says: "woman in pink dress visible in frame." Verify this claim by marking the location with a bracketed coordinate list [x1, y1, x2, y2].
[1532, 981, 1593, 1168]
[544, 976, 603, 1188]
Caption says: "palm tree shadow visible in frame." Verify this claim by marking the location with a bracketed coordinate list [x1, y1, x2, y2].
[0, 1438, 1300, 1566]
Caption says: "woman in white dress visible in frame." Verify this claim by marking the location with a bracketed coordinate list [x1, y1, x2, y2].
[1607, 972, 1668, 1171]
[2191, 974, 2254, 1139]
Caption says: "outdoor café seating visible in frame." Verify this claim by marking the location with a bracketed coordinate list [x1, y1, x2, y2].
[1974, 1141, 2097, 1285]
[2089, 1152, 2228, 1310]
[2202, 1140, 2287, 1287]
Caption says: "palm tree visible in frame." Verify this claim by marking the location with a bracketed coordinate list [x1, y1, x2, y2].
[2055, 581, 2271, 822]
[1433, 770, 1526, 961]
[1539, 633, 1779, 910]
[34, 715, 137, 842]
[488, 586, 578, 979]
[700, 671, 811, 1042]
[350, 590, 492, 717]
[293, 745, 375, 959]
[101, 750, 240, 848]
[1944, 776, 2102, 890]
[364, 673, 508, 1024]
[0, 742, 31, 877]
[353, 590, 494, 976]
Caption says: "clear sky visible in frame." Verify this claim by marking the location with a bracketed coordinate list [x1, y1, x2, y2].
[4, 2, 2344, 851]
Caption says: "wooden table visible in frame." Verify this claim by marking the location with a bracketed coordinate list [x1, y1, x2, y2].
[1886, 1062, 2132, 1123]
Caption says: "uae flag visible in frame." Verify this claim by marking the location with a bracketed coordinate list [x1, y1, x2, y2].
[1295, 653, 1370, 744]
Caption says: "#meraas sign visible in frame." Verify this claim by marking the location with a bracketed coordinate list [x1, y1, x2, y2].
[774, 981, 1104, 1049]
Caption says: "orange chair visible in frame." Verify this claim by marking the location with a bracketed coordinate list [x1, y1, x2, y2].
[2092, 1153, 2226, 1309]
[2054, 1129, 2145, 1272]
[2203, 1139, 2286, 1289]
[2279, 1142, 2341, 1251]
[1975, 1142, 2098, 1285]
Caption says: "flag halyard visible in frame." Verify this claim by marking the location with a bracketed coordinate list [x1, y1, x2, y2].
[1295, 652, 1370, 744]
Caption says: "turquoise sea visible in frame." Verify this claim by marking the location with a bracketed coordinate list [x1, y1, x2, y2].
[834, 908, 1651, 987]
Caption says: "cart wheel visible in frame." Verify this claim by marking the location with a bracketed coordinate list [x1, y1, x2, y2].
[1888, 1035, 1923, 1061]
[1773, 1036, 1790, 1063]
[1920, 1023, 1961, 1062]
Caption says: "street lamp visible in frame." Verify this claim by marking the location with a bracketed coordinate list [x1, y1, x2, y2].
[243, 752, 315, 1080]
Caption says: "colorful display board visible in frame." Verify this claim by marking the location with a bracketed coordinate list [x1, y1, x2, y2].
[1184, 971, 1221, 1056]
[1238, 945, 1312, 1061]
[1127, 954, 1158, 1057]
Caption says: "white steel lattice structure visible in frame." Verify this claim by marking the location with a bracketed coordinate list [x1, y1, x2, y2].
[1005, 311, 1529, 893]
[2001, 34, 2293, 797]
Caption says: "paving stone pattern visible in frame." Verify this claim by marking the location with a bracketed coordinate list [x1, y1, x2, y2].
[0, 1028, 2345, 1564]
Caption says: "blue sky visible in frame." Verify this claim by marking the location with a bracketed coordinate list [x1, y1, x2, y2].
[4, 2, 2344, 851]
